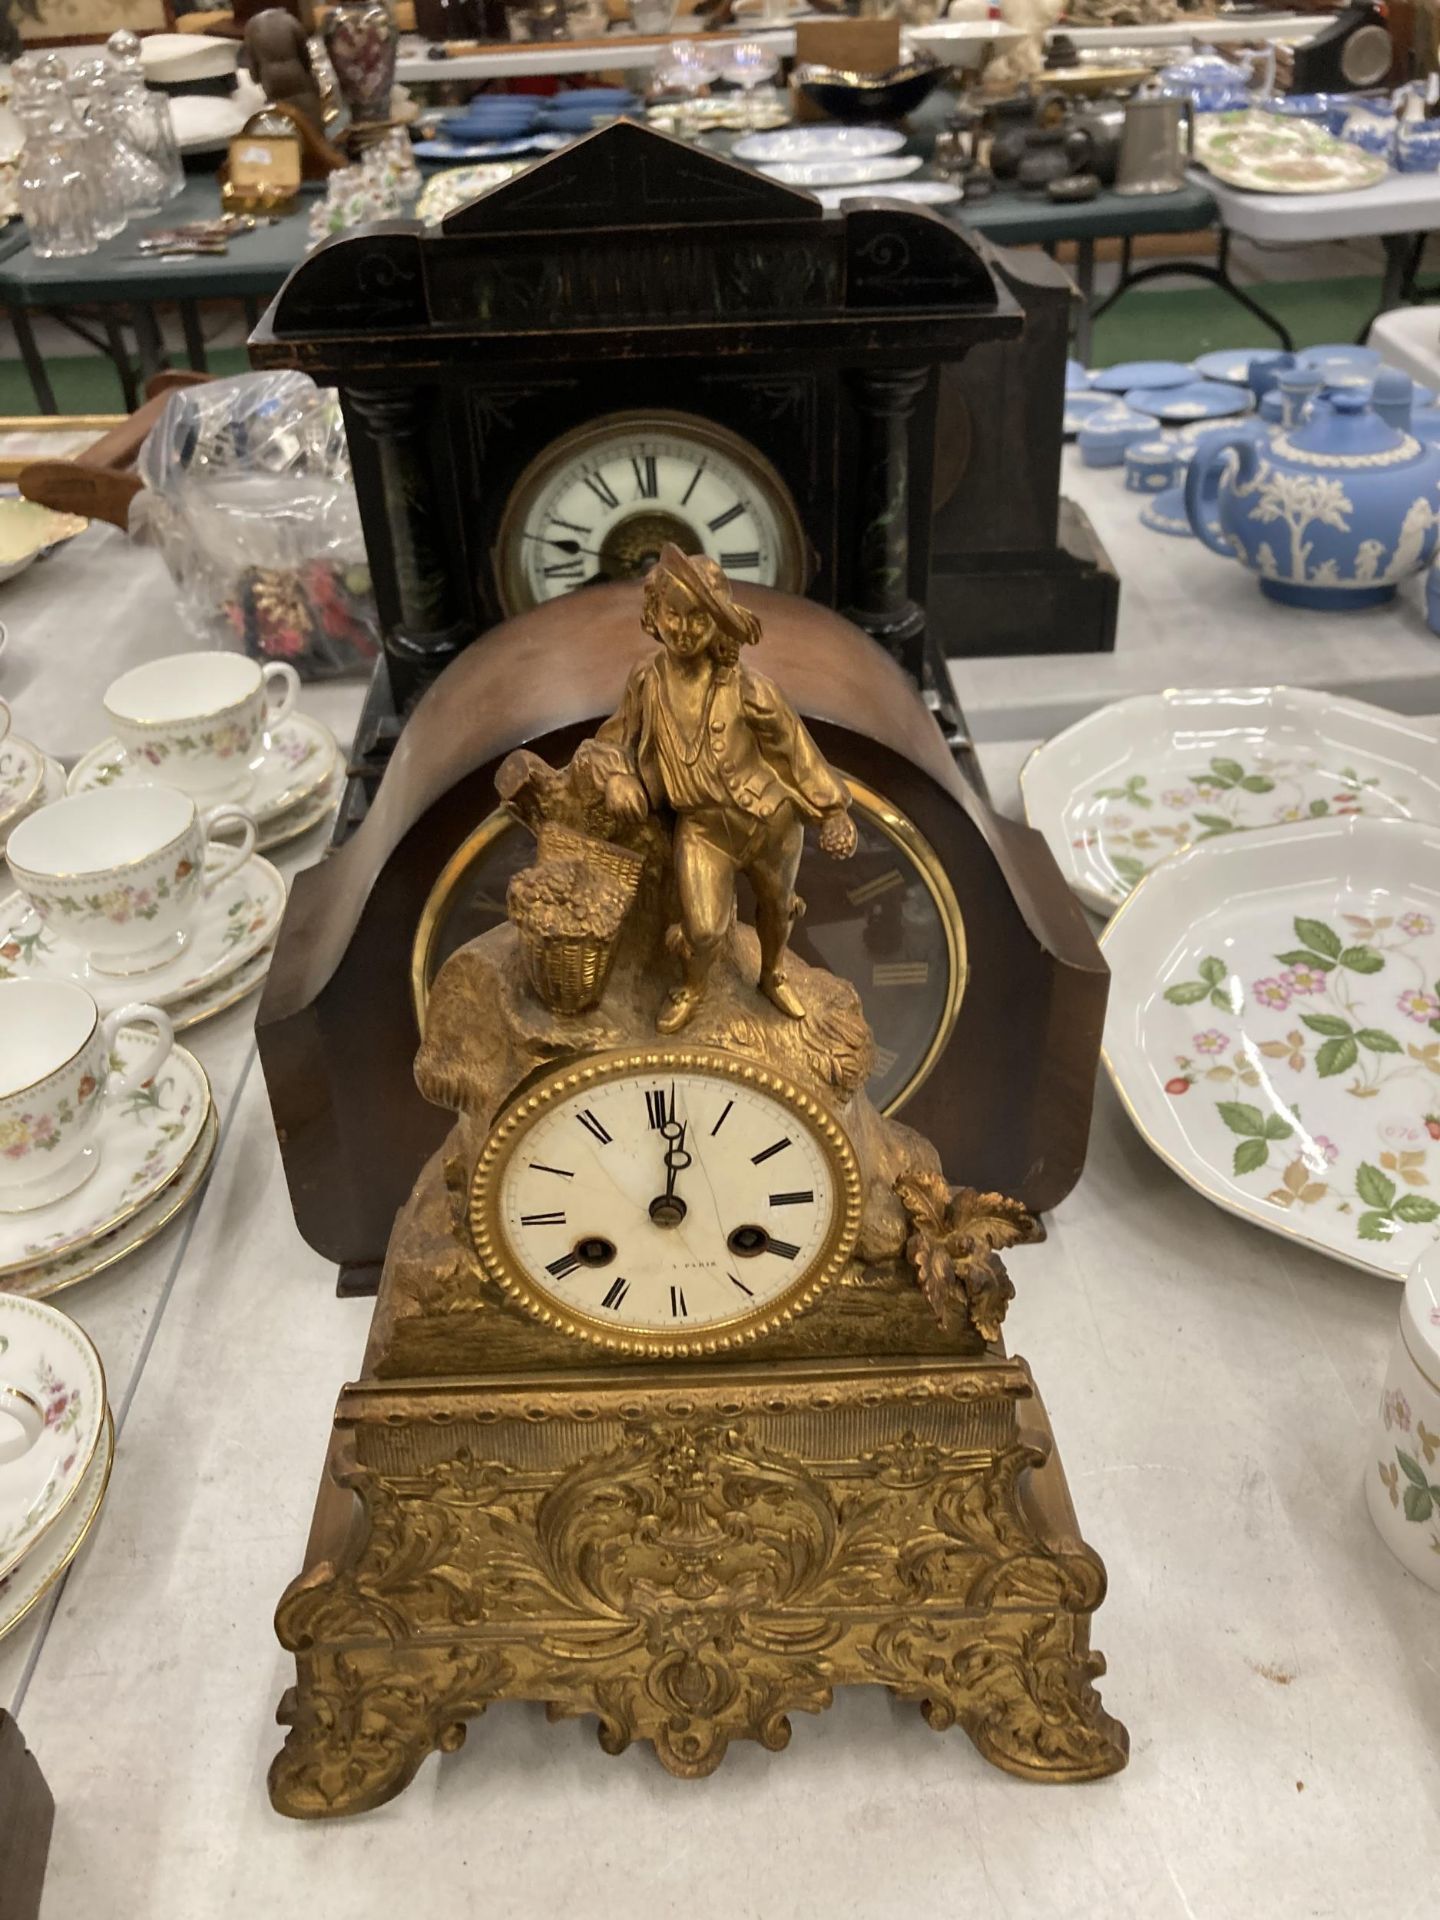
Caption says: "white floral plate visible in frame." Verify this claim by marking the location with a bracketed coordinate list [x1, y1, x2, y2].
[0, 752, 60, 858]
[0, 1029, 210, 1276]
[814, 179, 961, 210]
[0, 1408, 112, 1644]
[2, 1104, 217, 1300]
[1021, 687, 1440, 916]
[1101, 815, 1440, 1281]
[0, 730, 43, 832]
[0, 1293, 105, 1581]
[0, 849, 285, 1014]
[1194, 108, 1389, 194]
[68, 712, 338, 824]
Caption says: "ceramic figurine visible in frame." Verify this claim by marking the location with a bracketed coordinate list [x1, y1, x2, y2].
[1185, 389, 1440, 610]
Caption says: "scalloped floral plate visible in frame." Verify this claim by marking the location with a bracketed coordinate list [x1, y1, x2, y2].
[1101, 815, 1440, 1281]
[0, 1408, 112, 1643]
[67, 712, 337, 824]
[0, 1293, 104, 1581]
[1021, 686, 1440, 915]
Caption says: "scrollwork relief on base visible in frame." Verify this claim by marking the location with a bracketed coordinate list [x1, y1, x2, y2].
[270, 1373, 1127, 1817]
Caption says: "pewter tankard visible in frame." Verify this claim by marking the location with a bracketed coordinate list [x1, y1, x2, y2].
[1114, 89, 1193, 195]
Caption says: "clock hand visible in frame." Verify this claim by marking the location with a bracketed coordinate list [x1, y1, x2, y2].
[521, 533, 605, 560]
[650, 1115, 692, 1227]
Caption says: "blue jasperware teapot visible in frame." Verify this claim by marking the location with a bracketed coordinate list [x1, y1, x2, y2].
[1184, 386, 1440, 610]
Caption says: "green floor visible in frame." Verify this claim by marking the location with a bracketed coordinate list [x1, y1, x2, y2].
[1090, 271, 1386, 367]
[0, 273, 1398, 409]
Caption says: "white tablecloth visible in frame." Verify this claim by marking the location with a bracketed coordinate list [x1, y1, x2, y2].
[0, 480, 1437, 1920]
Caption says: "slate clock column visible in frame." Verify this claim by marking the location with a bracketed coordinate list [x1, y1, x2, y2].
[846, 366, 930, 682]
[345, 387, 470, 699]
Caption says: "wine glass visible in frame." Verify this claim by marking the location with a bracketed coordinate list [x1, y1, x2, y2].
[721, 40, 780, 130]
[655, 40, 715, 137]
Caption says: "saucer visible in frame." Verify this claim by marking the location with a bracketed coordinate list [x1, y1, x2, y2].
[257, 761, 345, 855]
[1138, 482, 1194, 536]
[0, 730, 44, 829]
[756, 154, 922, 187]
[68, 712, 338, 824]
[0, 753, 61, 859]
[0, 849, 285, 1014]
[1124, 379, 1254, 424]
[3, 1103, 217, 1300]
[1091, 359, 1193, 393]
[0, 1028, 210, 1275]
[0, 1292, 105, 1580]
[732, 125, 905, 162]
[166, 943, 273, 1033]
[815, 179, 961, 210]
[0, 1407, 112, 1644]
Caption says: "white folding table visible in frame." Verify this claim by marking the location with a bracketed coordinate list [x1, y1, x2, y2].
[1195, 167, 1440, 339]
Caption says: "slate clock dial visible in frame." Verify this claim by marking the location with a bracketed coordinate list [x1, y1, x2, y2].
[413, 780, 967, 1115]
[495, 410, 809, 615]
[468, 1049, 863, 1353]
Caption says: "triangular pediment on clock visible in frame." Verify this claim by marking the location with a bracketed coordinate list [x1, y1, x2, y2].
[440, 117, 821, 236]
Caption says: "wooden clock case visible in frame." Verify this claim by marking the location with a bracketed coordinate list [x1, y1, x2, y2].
[256, 585, 1107, 1294]
[247, 119, 1024, 787]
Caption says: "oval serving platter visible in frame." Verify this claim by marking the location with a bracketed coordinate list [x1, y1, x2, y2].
[1101, 814, 1440, 1281]
[1021, 686, 1440, 916]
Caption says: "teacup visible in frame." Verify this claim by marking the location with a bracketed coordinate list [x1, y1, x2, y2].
[0, 978, 173, 1211]
[7, 785, 257, 976]
[103, 651, 300, 799]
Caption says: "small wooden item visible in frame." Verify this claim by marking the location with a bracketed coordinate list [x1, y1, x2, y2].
[0, 1712, 54, 1920]
[17, 371, 211, 531]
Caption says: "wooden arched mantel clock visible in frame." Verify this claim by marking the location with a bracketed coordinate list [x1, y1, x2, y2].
[247, 119, 1023, 800]
[257, 585, 1107, 1294]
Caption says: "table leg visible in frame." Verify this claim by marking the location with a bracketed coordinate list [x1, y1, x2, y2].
[10, 307, 56, 414]
[129, 302, 169, 385]
[100, 313, 140, 412]
[1355, 234, 1423, 343]
[1073, 237, 1095, 365]
[1088, 227, 1293, 351]
[179, 300, 208, 373]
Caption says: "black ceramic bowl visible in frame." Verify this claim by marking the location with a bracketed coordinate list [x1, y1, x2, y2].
[793, 56, 946, 125]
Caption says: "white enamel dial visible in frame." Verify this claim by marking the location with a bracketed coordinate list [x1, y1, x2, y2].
[496, 411, 807, 614]
[471, 1052, 862, 1349]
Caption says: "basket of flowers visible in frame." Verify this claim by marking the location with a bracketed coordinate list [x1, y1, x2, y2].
[509, 827, 643, 1014]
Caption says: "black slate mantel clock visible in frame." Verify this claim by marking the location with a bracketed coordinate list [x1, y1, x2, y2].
[250, 120, 1022, 796]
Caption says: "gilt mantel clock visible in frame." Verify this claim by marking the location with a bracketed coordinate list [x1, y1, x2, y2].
[248, 119, 1022, 790]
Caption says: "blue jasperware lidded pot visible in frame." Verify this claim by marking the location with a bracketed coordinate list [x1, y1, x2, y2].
[1184, 388, 1440, 610]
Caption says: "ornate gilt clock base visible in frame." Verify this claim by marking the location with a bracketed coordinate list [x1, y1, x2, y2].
[269, 1353, 1127, 1818]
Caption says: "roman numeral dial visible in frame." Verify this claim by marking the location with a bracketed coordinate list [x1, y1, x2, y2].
[498, 411, 807, 616]
[476, 1051, 861, 1349]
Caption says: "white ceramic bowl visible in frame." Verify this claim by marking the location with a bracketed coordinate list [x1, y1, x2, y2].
[1366, 1248, 1440, 1590]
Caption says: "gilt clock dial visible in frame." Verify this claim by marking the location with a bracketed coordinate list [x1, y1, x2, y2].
[469, 1049, 863, 1353]
[495, 410, 809, 615]
[415, 780, 967, 1115]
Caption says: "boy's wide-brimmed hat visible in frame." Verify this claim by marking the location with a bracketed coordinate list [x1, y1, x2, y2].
[649, 543, 760, 648]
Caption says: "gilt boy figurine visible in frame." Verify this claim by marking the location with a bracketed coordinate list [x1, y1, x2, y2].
[593, 545, 857, 1035]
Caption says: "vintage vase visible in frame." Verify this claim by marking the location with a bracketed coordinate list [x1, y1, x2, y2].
[322, 0, 398, 127]
[1184, 389, 1440, 610]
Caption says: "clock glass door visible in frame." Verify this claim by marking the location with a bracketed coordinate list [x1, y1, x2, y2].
[414, 780, 966, 1113]
[495, 410, 809, 614]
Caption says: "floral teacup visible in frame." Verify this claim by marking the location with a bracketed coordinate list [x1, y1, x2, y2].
[1366, 1246, 1440, 1593]
[0, 978, 172, 1210]
[103, 651, 300, 800]
[7, 785, 257, 976]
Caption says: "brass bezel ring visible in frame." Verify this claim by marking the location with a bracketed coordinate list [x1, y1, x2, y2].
[411, 778, 967, 1113]
[493, 408, 810, 617]
[467, 1045, 864, 1358]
